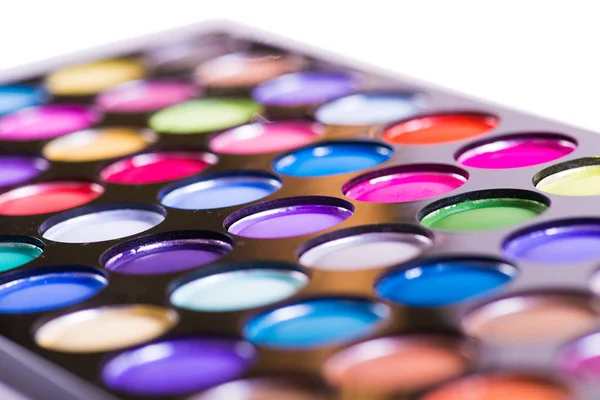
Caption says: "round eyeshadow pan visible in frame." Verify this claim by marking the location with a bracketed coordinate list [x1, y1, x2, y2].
[558, 331, 600, 381]
[461, 293, 599, 346]
[298, 226, 432, 271]
[42, 127, 157, 162]
[46, 59, 147, 96]
[421, 374, 571, 400]
[101, 231, 232, 275]
[0, 266, 106, 313]
[536, 162, 600, 196]
[375, 258, 516, 307]
[100, 152, 217, 185]
[160, 172, 281, 210]
[35, 305, 178, 353]
[243, 298, 389, 349]
[0, 237, 44, 273]
[343, 165, 468, 203]
[503, 220, 600, 264]
[209, 121, 323, 155]
[0, 156, 48, 187]
[96, 80, 198, 113]
[41, 205, 165, 244]
[0, 84, 47, 116]
[252, 72, 358, 107]
[170, 262, 308, 312]
[195, 51, 303, 88]
[273, 141, 393, 177]
[322, 336, 471, 393]
[194, 378, 333, 400]
[102, 337, 255, 396]
[148, 98, 262, 134]
[456, 134, 576, 169]
[315, 92, 420, 126]
[420, 197, 548, 231]
[0, 105, 101, 141]
[226, 197, 354, 239]
[0, 181, 104, 216]
[383, 113, 498, 145]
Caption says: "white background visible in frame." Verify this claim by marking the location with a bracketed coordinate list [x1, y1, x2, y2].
[1, 1, 599, 132]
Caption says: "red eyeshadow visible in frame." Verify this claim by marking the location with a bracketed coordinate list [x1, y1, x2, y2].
[0, 182, 103, 216]
[100, 152, 216, 185]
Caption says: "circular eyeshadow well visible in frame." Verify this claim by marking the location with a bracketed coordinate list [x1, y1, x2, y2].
[315, 92, 420, 126]
[42, 127, 157, 162]
[96, 80, 198, 113]
[225, 197, 354, 239]
[46, 59, 147, 96]
[148, 98, 262, 134]
[298, 225, 432, 271]
[420, 190, 549, 232]
[461, 292, 599, 346]
[160, 172, 281, 210]
[558, 331, 600, 381]
[456, 134, 577, 169]
[0, 181, 104, 216]
[100, 152, 217, 185]
[535, 159, 600, 196]
[273, 141, 393, 177]
[375, 257, 516, 307]
[322, 336, 471, 393]
[252, 72, 358, 107]
[243, 298, 389, 349]
[0, 84, 47, 116]
[0, 105, 101, 141]
[169, 261, 308, 312]
[503, 220, 600, 264]
[0, 266, 106, 313]
[383, 113, 498, 145]
[41, 204, 165, 244]
[0, 155, 48, 187]
[102, 337, 255, 396]
[195, 51, 303, 88]
[421, 374, 571, 400]
[209, 121, 323, 155]
[343, 165, 468, 203]
[101, 231, 232, 275]
[0, 236, 44, 273]
[35, 305, 178, 353]
[194, 377, 333, 400]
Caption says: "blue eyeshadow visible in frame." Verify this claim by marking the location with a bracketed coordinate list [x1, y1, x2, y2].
[0, 85, 48, 116]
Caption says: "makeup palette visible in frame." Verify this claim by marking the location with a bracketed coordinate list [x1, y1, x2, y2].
[0, 20, 598, 400]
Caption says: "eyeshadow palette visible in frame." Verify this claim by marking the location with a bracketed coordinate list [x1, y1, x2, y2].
[0, 20, 599, 400]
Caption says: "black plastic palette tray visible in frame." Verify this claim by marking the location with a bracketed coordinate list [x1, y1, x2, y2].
[1, 20, 600, 400]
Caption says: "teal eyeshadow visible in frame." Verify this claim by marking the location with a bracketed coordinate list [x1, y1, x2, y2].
[0, 242, 43, 273]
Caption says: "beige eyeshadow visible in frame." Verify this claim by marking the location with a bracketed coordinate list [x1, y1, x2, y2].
[462, 294, 599, 346]
[322, 336, 471, 393]
[35, 305, 177, 353]
[192, 378, 332, 400]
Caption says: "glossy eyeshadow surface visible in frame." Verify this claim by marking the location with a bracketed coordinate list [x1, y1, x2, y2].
[102, 338, 255, 396]
[457, 135, 576, 169]
[421, 198, 547, 231]
[0, 267, 106, 313]
[209, 121, 322, 154]
[383, 113, 498, 145]
[252, 72, 357, 107]
[0, 156, 48, 187]
[243, 298, 389, 348]
[344, 166, 468, 203]
[0, 239, 43, 273]
[0, 181, 104, 216]
[559, 331, 600, 380]
[536, 164, 600, 196]
[375, 258, 516, 307]
[100, 152, 216, 184]
[0, 105, 100, 141]
[96, 80, 198, 113]
[273, 141, 393, 177]
[0, 85, 47, 115]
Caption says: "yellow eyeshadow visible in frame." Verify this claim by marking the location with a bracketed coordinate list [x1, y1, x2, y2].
[43, 128, 157, 162]
[536, 165, 600, 196]
[46, 59, 147, 95]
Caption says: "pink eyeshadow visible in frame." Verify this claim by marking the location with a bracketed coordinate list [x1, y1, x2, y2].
[0, 105, 101, 141]
[344, 167, 468, 203]
[209, 121, 322, 155]
[457, 135, 576, 169]
[96, 80, 198, 113]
